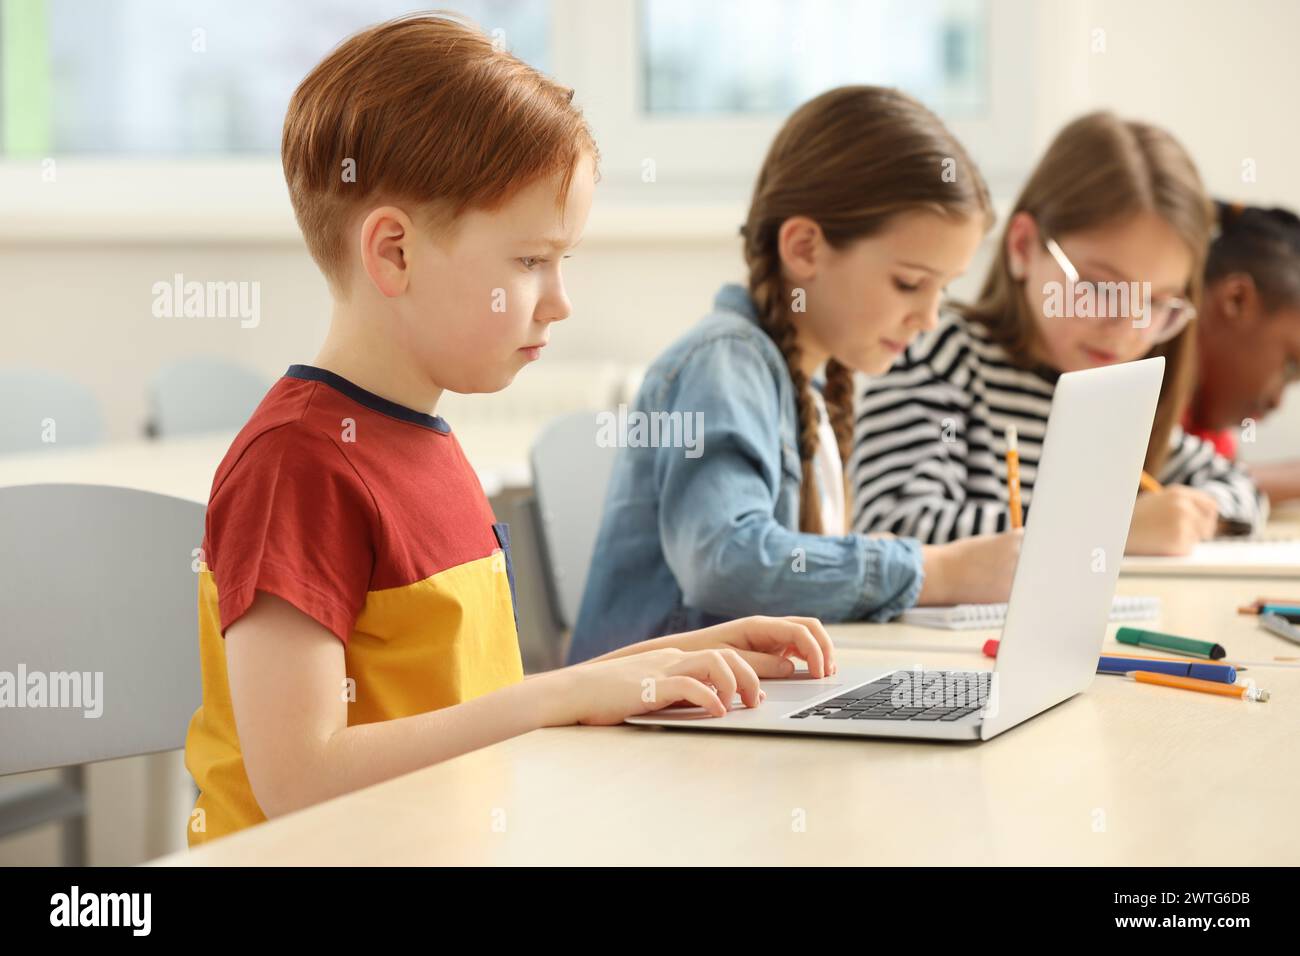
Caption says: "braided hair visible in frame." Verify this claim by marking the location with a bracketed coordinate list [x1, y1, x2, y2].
[740, 240, 858, 533]
[740, 86, 992, 533]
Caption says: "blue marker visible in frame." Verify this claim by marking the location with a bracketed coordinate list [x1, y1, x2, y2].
[1097, 656, 1237, 683]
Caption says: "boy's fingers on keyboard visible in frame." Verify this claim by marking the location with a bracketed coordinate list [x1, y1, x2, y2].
[725, 616, 827, 678]
[734, 649, 797, 679]
[769, 618, 826, 678]
[717, 647, 762, 706]
[667, 649, 737, 710]
[654, 675, 725, 717]
[783, 616, 836, 674]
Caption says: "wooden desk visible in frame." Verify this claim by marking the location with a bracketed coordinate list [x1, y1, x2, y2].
[837, 577, 1300, 664]
[149, 574, 1299, 867]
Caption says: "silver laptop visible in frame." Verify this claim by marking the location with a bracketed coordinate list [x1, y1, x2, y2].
[628, 357, 1165, 742]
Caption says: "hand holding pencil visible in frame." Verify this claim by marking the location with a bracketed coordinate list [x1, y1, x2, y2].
[1127, 472, 1219, 555]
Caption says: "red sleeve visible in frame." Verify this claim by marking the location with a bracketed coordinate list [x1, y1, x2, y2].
[204, 422, 377, 644]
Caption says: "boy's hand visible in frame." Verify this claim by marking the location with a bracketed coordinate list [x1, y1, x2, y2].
[667, 615, 836, 678]
[549, 616, 836, 727]
[593, 615, 836, 678]
[1127, 486, 1219, 555]
[552, 647, 763, 726]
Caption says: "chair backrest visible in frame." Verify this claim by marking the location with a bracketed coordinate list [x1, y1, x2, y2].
[529, 411, 620, 631]
[147, 356, 269, 438]
[0, 484, 205, 775]
[0, 369, 103, 454]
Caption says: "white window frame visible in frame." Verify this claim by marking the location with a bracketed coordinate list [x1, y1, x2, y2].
[552, 0, 1040, 199]
[0, 0, 1039, 241]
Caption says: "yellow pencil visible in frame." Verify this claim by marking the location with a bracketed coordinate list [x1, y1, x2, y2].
[1139, 470, 1163, 493]
[1005, 425, 1023, 529]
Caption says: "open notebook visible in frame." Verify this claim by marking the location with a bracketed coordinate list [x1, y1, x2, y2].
[1121, 532, 1300, 578]
[900, 595, 1161, 631]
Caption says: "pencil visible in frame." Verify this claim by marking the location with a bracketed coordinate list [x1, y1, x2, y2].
[1139, 470, 1163, 493]
[1124, 670, 1269, 702]
[1005, 425, 1023, 529]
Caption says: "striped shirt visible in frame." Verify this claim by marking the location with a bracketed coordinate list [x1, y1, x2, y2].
[849, 313, 1267, 542]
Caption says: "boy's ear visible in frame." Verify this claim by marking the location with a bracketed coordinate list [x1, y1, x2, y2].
[1005, 211, 1038, 281]
[358, 206, 413, 297]
[777, 216, 823, 283]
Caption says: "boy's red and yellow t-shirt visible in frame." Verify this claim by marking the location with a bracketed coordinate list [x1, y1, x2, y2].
[184, 365, 524, 846]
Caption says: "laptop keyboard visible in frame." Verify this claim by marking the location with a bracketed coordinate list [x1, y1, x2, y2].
[789, 670, 991, 722]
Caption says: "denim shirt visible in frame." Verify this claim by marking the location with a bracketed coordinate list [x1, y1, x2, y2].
[566, 283, 925, 663]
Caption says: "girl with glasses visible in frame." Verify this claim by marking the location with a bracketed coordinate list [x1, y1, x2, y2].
[849, 112, 1266, 556]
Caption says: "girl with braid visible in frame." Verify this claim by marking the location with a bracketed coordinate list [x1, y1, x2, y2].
[568, 86, 1023, 663]
[1188, 201, 1300, 503]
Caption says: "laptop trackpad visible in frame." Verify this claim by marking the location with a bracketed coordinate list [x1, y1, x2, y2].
[758, 681, 842, 701]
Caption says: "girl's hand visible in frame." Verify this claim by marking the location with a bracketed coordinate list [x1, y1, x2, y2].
[1127, 486, 1219, 555]
[551, 647, 766, 726]
[917, 531, 1023, 606]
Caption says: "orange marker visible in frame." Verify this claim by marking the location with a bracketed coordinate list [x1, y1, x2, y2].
[1139, 471, 1163, 494]
[1005, 425, 1023, 529]
[1124, 670, 1269, 701]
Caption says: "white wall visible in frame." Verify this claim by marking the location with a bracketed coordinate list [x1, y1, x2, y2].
[0, 235, 747, 442]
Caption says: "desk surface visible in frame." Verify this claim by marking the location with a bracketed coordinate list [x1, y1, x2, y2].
[151, 574, 1300, 866]
[0, 425, 537, 501]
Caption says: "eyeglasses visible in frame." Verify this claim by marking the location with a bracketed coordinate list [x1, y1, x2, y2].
[1043, 237, 1197, 344]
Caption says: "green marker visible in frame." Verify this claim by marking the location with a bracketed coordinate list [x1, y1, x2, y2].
[1115, 626, 1226, 660]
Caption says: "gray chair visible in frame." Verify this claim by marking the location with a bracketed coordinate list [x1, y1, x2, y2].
[146, 356, 269, 438]
[0, 484, 205, 864]
[0, 369, 103, 454]
[529, 411, 620, 632]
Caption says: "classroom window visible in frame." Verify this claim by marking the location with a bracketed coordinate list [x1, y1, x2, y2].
[556, 0, 1025, 196]
[0, 0, 1033, 235]
[0, 0, 551, 156]
[640, 0, 986, 116]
